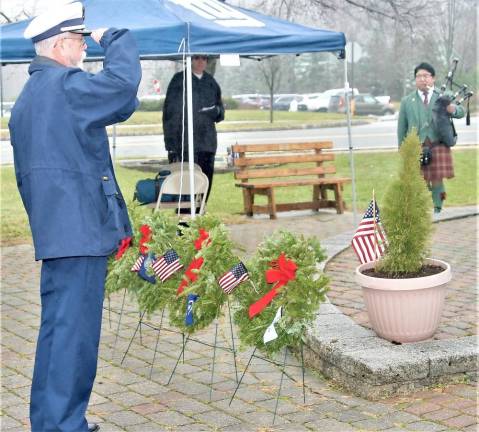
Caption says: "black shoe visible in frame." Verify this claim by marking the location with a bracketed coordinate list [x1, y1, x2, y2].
[88, 424, 100, 432]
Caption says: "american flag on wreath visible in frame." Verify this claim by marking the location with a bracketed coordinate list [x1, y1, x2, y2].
[352, 200, 388, 264]
[152, 249, 183, 282]
[218, 262, 249, 294]
[131, 255, 145, 272]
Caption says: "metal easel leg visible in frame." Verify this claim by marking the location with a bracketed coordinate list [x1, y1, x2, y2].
[227, 298, 239, 383]
[209, 319, 219, 402]
[149, 307, 166, 379]
[120, 310, 146, 365]
[229, 347, 257, 406]
[301, 341, 306, 404]
[139, 311, 143, 345]
[167, 334, 190, 385]
[111, 287, 127, 359]
[272, 348, 288, 425]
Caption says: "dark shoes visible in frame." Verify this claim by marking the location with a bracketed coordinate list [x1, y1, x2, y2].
[88, 424, 100, 432]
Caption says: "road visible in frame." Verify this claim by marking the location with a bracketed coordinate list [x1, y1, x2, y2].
[1, 116, 477, 164]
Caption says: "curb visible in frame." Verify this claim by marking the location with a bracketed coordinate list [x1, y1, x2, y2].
[303, 208, 478, 400]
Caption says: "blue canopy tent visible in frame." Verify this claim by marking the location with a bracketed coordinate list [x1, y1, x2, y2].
[0, 0, 356, 219]
[1, 0, 346, 61]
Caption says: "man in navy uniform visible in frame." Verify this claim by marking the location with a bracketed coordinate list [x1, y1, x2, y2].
[8, 3, 141, 431]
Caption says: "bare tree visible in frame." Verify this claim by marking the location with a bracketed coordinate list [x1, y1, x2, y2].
[258, 57, 282, 123]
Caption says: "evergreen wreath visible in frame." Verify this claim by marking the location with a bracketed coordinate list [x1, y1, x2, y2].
[136, 211, 184, 314]
[105, 207, 182, 315]
[105, 204, 151, 300]
[167, 214, 239, 333]
[233, 230, 329, 356]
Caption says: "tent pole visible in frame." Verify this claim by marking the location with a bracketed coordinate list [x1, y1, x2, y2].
[344, 59, 358, 225]
[0, 65, 4, 117]
[186, 55, 196, 218]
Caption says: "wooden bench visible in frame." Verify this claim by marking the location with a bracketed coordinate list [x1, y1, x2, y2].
[232, 141, 351, 219]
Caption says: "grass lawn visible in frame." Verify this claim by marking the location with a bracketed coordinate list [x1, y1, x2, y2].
[1, 110, 357, 138]
[1, 148, 477, 246]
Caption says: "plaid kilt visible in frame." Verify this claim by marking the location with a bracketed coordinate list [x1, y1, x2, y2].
[421, 143, 454, 182]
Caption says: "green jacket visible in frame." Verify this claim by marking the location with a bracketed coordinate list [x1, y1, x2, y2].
[397, 89, 464, 146]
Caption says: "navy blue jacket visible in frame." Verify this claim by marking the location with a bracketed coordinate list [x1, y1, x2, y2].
[9, 28, 141, 260]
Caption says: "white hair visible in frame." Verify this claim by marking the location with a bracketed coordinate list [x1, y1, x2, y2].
[34, 33, 64, 56]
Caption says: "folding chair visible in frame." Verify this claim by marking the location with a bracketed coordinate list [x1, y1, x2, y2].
[163, 162, 203, 173]
[152, 169, 209, 215]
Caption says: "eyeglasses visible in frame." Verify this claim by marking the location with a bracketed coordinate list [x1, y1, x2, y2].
[192, 56, 207, 61]
[62, 37, 87, 47]
[415, 73, 433, 80]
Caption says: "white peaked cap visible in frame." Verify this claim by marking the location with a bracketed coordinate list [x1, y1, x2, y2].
[24, 2, 92, 42]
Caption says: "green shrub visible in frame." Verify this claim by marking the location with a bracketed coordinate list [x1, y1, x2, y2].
[138, 99, 164, 111]
[377, 130, 433, 275]
[222, 97, 239, 110]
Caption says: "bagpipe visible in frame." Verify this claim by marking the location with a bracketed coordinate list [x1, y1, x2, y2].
[432, 58, 474, 147]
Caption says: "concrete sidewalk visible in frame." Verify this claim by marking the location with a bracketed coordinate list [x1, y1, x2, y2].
[1, 206, 478, 431]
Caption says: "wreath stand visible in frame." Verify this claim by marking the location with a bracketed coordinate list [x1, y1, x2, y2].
[229, 340, 307, 425]
[106, 288, 146, 360]
[115, 295, 240, 401]
[165, 298, 239, 402]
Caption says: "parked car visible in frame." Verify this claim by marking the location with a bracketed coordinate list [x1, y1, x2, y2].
[273, 94, 302, 111]
[353, 93, 395, 116]
[1, 101, 14, 118]
[297, 93, 332, 112]
[232, 94, 271, 110]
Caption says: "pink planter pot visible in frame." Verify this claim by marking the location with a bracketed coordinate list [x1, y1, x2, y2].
[355, 259, 451, 343]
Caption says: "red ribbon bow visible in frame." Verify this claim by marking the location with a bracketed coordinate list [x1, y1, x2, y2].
[194, 228, 210, 250]
[248, 253, 297, 319]
[177, 229, 210, 295]
[115, 236, 132, 260]
[138, 224, 152, 255]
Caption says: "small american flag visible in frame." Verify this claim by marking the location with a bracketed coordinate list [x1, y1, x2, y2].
[352, 200, 388, 264]
[218, 262, 249, 294]
[152, 249, 183, 282]
[131, 255, 145, 272]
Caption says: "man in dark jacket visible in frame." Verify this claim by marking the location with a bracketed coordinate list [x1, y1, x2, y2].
[162, 55, 225, 202]
[8, 3, 141, 431]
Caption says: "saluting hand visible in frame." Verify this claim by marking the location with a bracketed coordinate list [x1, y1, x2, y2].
[91, 28, 108, 44]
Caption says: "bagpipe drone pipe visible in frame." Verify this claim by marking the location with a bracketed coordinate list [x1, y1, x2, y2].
[432, 58, 474, 147]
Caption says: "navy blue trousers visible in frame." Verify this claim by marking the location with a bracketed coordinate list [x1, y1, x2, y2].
[30, 256, 107, 432]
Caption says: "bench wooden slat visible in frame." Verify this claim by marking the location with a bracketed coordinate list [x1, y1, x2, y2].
[235, 165, 336, 180]
[233, 153, 335, 167]
[232, 141, 333, 152]
[232, 141, 350, 219]
[236, 177, 351, 189]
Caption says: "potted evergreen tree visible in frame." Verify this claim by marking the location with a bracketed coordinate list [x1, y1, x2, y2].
[355, 130, 451, 343]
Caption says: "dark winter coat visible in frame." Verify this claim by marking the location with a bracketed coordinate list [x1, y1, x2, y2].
[9, 28, 141, 260]
[162, 71, 224, 155]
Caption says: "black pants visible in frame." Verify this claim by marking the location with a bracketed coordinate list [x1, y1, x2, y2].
[168, 150, 215, 202]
